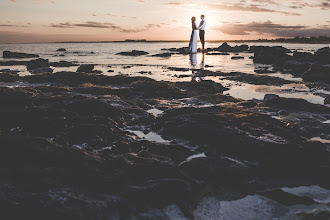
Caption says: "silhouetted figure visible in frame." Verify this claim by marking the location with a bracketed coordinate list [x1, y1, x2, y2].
[189, 17, 198, 54]
[197, 15, 206, 50]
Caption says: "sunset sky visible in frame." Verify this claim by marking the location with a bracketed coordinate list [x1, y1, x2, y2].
[0, 0, 329, 43]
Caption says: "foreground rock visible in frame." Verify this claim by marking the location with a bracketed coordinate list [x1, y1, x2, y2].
[3, 51, 39, 59]
[116, 50, 149, 56]
[0, 71, 329, 218]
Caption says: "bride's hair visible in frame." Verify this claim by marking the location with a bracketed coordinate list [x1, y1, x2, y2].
[191, 17, 196, 22]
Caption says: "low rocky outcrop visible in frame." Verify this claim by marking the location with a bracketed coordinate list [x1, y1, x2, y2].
[50, 60, 77, 67]
[302, 64, 330, 83]
[56, 48, 66, 52]
[76, 64, 95, 73]
[26, 58, 50, 74]
[3, 51, 39, 59]
[116, 50, 149, 56]
[217, 43, 249, 52]
[152, 53, 171, 57]
[252, 46, 291, 65]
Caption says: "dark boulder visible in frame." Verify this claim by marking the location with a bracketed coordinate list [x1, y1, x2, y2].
[76, 64, 94, 73]
[315, 47, 330, 64]
[26, 58, 50, 72]
[302, 64, 330, 83]
[56, 48, 66, 52]
[3, 51, 39, 59]
[116, 50, 149, 56]
[252, 46, 291, 65]
[264, 94, 280, 101]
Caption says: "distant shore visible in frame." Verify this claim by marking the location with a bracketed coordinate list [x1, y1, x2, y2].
[1, 36, 330, 45]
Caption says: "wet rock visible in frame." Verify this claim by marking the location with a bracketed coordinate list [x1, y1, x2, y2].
[264, 94, 280, 101]
[325, 96, 330, 105]
[126, 178, 192, 207]
[0, 72, 19, 82]
[3, 51, 39, 59]
[26, 58, 50, 73]
[282, 60, 311, 77]
[206, 52, 230, 55]
[152, 53, 171, 57]
[30, 67, 53, 74]
[50, 60, 77, 67]
[278, 110, 289, 115]
[167, 67, 190, 72]
[116, 50, 149, 56]
[315, 47, 330, 64]
[217, 43, 248, 52]
[265, 97, 330, 113]
[252, 46, 290, 65]
[179, 156, 251, 186]
[0, 69, 19, 74]
[56, 48, 66, 52]
[76, 64, 94, 73]
[231, 56, 244, 60]
[260, 189, 317, 206]
[302, 64, 330, 83]
[296, 208, 330, 220]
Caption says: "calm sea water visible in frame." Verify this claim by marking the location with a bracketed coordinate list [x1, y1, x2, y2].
[0, 42, 329, 105]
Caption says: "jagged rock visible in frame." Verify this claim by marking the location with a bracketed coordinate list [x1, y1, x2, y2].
[264, 94, 280, 101]
[26, 58, 50, 72]
[116, 50, 149, 56]
[217, 43, 249, 52]
[302, 64, 330, 83]
[76, 64, 94, 73]
[3, 51, 39, 59]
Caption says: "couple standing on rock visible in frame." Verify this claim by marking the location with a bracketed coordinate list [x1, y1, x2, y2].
[188, 15, 206, 54]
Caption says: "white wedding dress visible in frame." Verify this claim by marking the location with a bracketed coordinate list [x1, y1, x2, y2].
[188, 22, 197, 54]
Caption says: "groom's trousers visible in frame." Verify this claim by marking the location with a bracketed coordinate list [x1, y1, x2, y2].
[199, 30, 205, 49]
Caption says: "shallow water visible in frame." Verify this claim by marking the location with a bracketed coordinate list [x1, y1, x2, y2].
[1, 42, 329, 105]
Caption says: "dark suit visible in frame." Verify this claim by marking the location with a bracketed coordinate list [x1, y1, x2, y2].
[198, 20, 206, 49]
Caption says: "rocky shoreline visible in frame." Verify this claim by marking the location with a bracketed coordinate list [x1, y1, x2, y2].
[0, 44, 330, 219]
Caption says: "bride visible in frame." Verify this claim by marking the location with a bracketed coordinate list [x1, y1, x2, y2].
[188, 17, 197, 54]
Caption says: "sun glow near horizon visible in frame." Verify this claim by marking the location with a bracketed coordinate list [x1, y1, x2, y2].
[0, 0, 329, 43]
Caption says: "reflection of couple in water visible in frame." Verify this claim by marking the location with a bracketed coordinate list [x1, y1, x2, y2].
[190, 53, 206, 82]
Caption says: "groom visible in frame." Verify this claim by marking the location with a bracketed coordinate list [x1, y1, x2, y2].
[197, 15, 206, 50]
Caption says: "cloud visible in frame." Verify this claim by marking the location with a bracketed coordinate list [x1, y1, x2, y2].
[165, 1, 301, 15]
[50, 21, 162, 33]
[207, 3, 301, 16]
[215, 20, 330, 37]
